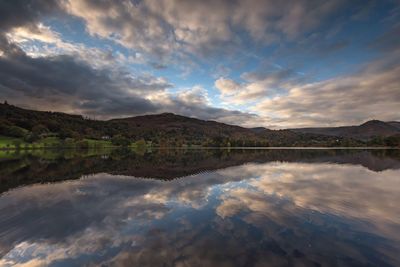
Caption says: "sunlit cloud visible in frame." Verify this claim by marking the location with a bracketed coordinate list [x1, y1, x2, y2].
[252, 50, 400, 127]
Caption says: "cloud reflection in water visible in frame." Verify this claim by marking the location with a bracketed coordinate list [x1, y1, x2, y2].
[0, 158, 399, 266]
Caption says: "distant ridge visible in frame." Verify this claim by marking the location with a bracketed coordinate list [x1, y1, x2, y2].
[291, 120, 400, 140]
[387, 121, 400, 130]
[249, 127, 269, 134]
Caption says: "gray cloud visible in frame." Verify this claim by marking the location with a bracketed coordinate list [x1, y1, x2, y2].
[0, 39, 260, 126]
[0, 43, 263, 129]
[370, 24, 400, 52]
[0, 0, 161, 117]
[1, 0, 375, 63]
[0, 36, 171, 116]
[0, 0, 61, 31]
[61, 0, 355, 59]
[0, 1, 259, 123]
[0, 34, 259, 123]
[215, 64, 307, 107]
[145, 87, 262, 126]
[0, 0, 399, 128]
[253, 48, 400, 127]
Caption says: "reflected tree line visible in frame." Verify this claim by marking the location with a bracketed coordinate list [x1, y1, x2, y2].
[1, 148, 400, 194]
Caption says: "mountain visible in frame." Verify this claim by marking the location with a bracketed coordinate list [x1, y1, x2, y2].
[109, 112, 262, 141]
[1, 103, 399, 147]
[387, 121, 400, 130]
[291, 120, 400, 140]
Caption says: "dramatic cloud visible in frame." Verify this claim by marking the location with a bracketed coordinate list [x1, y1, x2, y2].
[148, 87, 260, 126]
[0, 37, 169, 116]
[5, 23, 145, 68]
[0, 0, 267, 125]
[0, 0, 61, 31]
[253, 50, 400, 127]
[0, 42, 259, 122]
[0, 1, 167, 117]
[0, 0, 399, 127]
[215, 65, 305, 106]
[62, 0, 349, 58]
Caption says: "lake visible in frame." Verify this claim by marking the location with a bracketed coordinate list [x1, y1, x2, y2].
[0, 148, 400, 266]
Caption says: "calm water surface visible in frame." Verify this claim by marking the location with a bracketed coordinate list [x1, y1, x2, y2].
[0, 149, 399, 266]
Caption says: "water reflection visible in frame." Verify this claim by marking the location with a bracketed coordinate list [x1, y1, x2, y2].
[1, 148, 400, 193]
[0, 149, 399, 266]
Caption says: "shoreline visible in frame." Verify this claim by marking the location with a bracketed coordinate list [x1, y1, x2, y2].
[1, 146, 398, 151]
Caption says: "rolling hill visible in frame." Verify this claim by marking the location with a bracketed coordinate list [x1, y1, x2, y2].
[1, 103, 399, 147]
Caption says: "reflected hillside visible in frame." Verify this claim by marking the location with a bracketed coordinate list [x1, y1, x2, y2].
[1, 149, 399, 194]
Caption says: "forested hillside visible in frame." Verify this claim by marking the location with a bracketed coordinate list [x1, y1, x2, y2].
[1, 103, 399, 148]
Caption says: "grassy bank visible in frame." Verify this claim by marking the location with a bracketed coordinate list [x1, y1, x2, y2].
[0, 135, 113, 150]
[0, 135, 154, 153]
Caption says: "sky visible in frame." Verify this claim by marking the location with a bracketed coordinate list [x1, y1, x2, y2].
[0, 0, 399, 129]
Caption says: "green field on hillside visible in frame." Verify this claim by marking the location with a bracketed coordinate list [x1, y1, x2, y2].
[0, 135, 113, 150]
